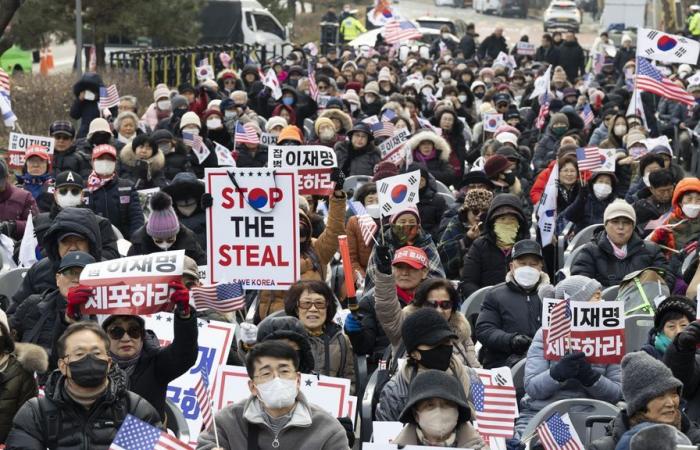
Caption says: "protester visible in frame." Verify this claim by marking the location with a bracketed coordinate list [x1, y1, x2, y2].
[406, 130, 455, 187]
[633, 169, 675, 234]
[50, 120, 91, 178]
[335, 122, 381, 177]
[15, 145, 54, 212]
[118, 133, 167, 189]
[640, 297, 695, 358]
[345, 182, 379, 278]
[0, 159, 38, 240]
[256, 316, 316, 374]
[162, 172, 207, 251]
[664, 310, 700, 421]
[560, 171, 619, 232]
[69, 72, 103, 138]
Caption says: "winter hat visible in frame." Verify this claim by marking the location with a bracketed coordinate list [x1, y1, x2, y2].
[50, 120, 76, 138]
[604, 199, 636, 224]
[463, 188, 494, 211]
[390, 205, 421, 225]
[364, 81, 380, 96]
[266, 116, 288, 132]
[479, 67, 495, 79]
[495, 131, 518, 147]
[553, 275, 602, 302]
[179, 112, 201, 129]
[87, 118, 111, 138]
[399, 370, 471, 424]
[402, 308, 457, 354]
[182, 256, 199, 279]
[314, 117, 335, 135]
[621, 351, 683, 416]
[277, 125, 303, 144]
[484, 155, 510, 179]
[207, 99, 222, 111]
[202, 108, 223, 121]
[471, 80, 486, 91]
[552, 68, 567, 84]
[343, 89, 361, 106]
[626, 128, 647, 147]
[147, 192, 180, 240]
[654, 297, 696, 330]
[550, 113, 569, 127]
[378, 67, 392, 83]
[153, 84, 170, 102]
[171, 95, 189, 111]
[372, 161, 400, 181]
[628, 423, 691, 450]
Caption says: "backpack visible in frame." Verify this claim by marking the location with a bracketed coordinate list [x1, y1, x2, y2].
[617, 267, 670, 315]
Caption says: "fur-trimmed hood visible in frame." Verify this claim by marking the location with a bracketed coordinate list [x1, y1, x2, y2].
[403, 304, 471, 342]
[14, 343, 49, 373]
[119, 142, 165, 172]
[406, 130, 452, 162]
[319, 108, 353, 132]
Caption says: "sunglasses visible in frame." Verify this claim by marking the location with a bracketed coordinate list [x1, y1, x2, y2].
[107, 326, 142, 340]
[58, 187, 81, 196]
[427, 300, 453, 310]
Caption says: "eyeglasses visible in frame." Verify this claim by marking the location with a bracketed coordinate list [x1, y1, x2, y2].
[58, 187, 82, 196]
[427, 300, 453, 310]
[107, 325, 143, 340]
[298, 300, 327, 310]
[254, 366, 297, 383]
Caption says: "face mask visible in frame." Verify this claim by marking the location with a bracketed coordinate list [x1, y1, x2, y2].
[682, 204, 700, 219]
[417, 345, 453, 371]
[643, 174, 651, 187]
[416, 406, 459, 440]
[83, 91, 96, 101]
[67, 354, 109, 388]
[319, 129, 335, 141]
[392, 224, 418, 244]
[421, 88, 432, 97]
[224, 111, 237, 120]
[183, 127, 200, 136]
[474, 91, 485, 99]
[366, 204, 380, 219]
[350, 104, 359, 113]
[458, 95, 467, 103]
[158, 143, 173, 155]
[654, 332, 672, 353]
[441, 33, 450, 40]
[365, 95, 376, 104]
[157, 100, 171, 111]
[494, 220, 519, 246]
[155, 240, 173, 250]
[57, 192, 82, 208]
[440, 71, 451, 81]
[282, 97, 294, 106]
[614, 125, 627, 136]
[177, 203, 197, 217]
[256, 377, 298, 409]
[552, 126, 567, 136]
[593, 182, 612, 200]
[513, 266, 541, 289]
[94, 160, 116, 176]
[504, 172, 516, 186]
[206, 118, 222, 129]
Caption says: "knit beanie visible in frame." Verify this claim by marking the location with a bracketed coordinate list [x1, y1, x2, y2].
[171, 95, 188, 111]
[266, 116, 288, 132]
[390, 205, 421, 225]
[550, 113, 569, 127]
[555, 275, 602, 302]
[552, 68, 567, 84]
[180, 112, 201, 130]
[372, 161, 400, 181]
[147, 192, 180, 240]
[153, 83, 170, 101]
[654, 297, 696, 330]
[314, 117, 335, 135]
[402, 308, 457, 354]
[621, 351, 683, 416]
[463, 188, 494, 211]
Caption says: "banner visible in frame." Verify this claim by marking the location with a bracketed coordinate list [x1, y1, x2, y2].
[636, 28, 700, 65]
[260, 132, 277, 147]
[268, 145, 337, 195]
[537, 163, 558, 246]
[8, 132, 55, 168]
[146, 313, 235, 446]
[213, 141, 236, 167]
[206, 168, 300, 289]
[80, 250, 186, 315]
[377, 170, 420, 218]
[516, 42, 536, 55]
[378, 128, 412, 165]
[543, 299, 625, 364]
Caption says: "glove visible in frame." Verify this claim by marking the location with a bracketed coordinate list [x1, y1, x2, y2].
[375, 245, 393, 275]
[329, 168, 346, 192]
[168, 280, 191, 317]
[549, 351, 585, 382]
[66, 285, 93, 320]
[576, 357, 601, 387]
[677, 321, 700, 351]
[510, 334, 532, 354]
[201, 193, 213, 209]
[506, 438, 525, 450]
[134, 159, 149, 179]
[344, 314, 363, 334]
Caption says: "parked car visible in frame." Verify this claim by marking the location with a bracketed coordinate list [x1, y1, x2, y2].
[415, 17, 468, 37]
[0, 45, 32, 74]
[544, 0, 582, 32]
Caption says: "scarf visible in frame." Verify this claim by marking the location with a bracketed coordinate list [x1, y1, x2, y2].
[110, 350, 142, 376]
[413, 147, 437, 162]
[87, 171, 115, 193]
[397, 286, 414, 304]
[607, 236, 628, 259]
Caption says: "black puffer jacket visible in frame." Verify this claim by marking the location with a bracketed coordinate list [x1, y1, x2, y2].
[416, 182, 448, 240]
[664, 336, 700, 422]
[86, 176, 145, 240]
[162, 172, 207, 251]
[334, 140, 382, 177]
[570, 232, 673, 288]
[127, 224, 207, 265]
[53, 145, 91, 179]
[5, 369, 162, 450]
[162, 141, 195, 181]
[69, 72, 103, 139]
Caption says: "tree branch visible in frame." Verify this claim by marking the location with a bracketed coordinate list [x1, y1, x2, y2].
[0, 0, 22, 41]
[0, 36, 15, 56]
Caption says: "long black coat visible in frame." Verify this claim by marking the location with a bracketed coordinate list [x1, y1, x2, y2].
[416, 184, 448, 239]
[558, 40, 586, 82]
[53, 145, 91, 179]
[665, 337, 700, 422]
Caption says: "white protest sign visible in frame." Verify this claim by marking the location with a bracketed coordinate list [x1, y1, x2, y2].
[377, 170, 421, 218]
[8, 132, 55, 169]
[268, 145, 337, 195]
[373, 421, 404, 444]
[80, 250, 186, 315]
[378, 128, 412, 165]
[516, 42, 536, 55]
[146, 312, 236, 446]
[260, 132, 277, 147]
[206, 168, 300, 290]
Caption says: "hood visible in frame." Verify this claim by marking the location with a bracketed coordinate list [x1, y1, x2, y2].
[406, 130, 452, 162]
[404, 304, 471, 342]
[271, 104, 297, 125]
[43, 207, 103, 261]
[672, 177, 700, 218]
[119, 142, 165, 172]
[486, 193, 526, 225]
[72, 72, 103, 97]
[162, 172, 205, 202]
[241, 64, 261, 78]
[44, 363, 129, 405]
[319, 108, 353, 132]
[14, 343, 49, 373]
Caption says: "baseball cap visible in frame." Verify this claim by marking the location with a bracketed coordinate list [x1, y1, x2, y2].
[493, 93, 511, 105]
[50, 120, 76, 137]
[57, 251, 95, 273]
[392, 246, 429, 269]
[55, 170, 84, 189]
[58, 232, 85, 243]
[25, 145, 50, 161]
[511, 239, 543, 260]
[92, 144, 117, 160]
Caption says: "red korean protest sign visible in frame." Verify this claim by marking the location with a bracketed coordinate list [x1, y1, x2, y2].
[8, 132, 55, 169]
[268, 145, 337, 195]
[80, 250, 186, 315]
[206, 168, 300, 290]
[543, 299, 625, 364]
[378, 128, 412, 165]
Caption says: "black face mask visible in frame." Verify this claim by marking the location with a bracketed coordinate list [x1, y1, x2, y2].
[68, 354, 109, 388]
[504, 172, 516, 186]
[417, 344, 453, 371]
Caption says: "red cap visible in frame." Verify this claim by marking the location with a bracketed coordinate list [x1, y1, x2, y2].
[92, 144, 117, 160]
[25, 145, 50, 161]
[392, 246, 428, 269]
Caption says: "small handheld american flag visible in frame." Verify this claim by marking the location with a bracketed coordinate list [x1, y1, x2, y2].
[182, 131, 203, 151]
[99, 84, 120, 110]
[194, 359, 213, 431]
[536, 412, 584, 450]
[470, 369, 518, 439]
[579, 104, 594, 129]
[109, 414, 190, 450]
[349, 201, 378, 246]
[547, 298, 573, 345]
[371, 121, 395, 139]
[575, 147, 602, 171]
[191, 281, 246, 312]
[235, 122, 260, 145]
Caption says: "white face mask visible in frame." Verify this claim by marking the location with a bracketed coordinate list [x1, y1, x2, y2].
[513, 266, 541, 288]
[422, 88, 433, 96]
[94, 160, 116, 176]
[366, 203, 380, 219]
[682, 204, 700, 219]
[365, 95, 376, 104]
[593, 183, 612, 200]
[206, 118, 222, 129]
[56, 192, 82, 208]
[458, 95, 467, 103]
[319, 129, 335, 141]
[416, 406, 459, 440]
[83, 91, 96, 101]
[643, 174, 651, 187]
[224, 110, 237, 120]
[614, 125, 627, 136]
[256, 377, 298, 409]
[441, 71, 451, 81]
[157, 100, 171, 111]
[154, 240, 174, 250]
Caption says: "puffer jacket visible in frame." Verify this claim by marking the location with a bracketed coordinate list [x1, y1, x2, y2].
[162, 141, 194, 181]
[532, 127, 561, 171]
[560, 182, 617, 233]
[651, 177, 700, 255]
[393, 422, 485, 449]
[589, 410, 700, 450]
[520, 329, 622, 413]
[308, 322, 355, 393]
[5, 368, 162, 450]
[0, 343, 48, 443]
[374, 271, 480, 368]
[255, 193, 346, 322]
[127, 224, 207, 265]
[118, 143, 168, 190]
[588, 122, 609, 147]
[86, 176, 145, 240]
[334, 140, 382, 177]
[475, 272, 549, 369]
[53, 145, 92, 179]
[345, 215, 375, 278]
[406, 131, 456, 187]
[0, 183, 38, 239]
[571, 232, 673, 288]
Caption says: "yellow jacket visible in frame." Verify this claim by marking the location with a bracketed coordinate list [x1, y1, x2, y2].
[340, 16, 366, 42]
[689, 12, 700, 36]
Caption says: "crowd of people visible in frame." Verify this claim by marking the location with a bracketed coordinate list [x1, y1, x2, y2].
[4, 11, 700, 450]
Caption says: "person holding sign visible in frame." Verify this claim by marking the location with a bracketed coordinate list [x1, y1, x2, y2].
[334, 122, 381, 177]
[0, 159, 38, 240]
[515, 275, 622, 438]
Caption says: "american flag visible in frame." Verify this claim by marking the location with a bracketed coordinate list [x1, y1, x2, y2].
[109, 414, 190, 450]
[470, 369, 518, 438]
[535, 100, 550, 130]
[384, 20, 422, 44]
[99, 84, 120, 110]
[308, 63, 319, 102]
[182, 131, 203, 151]
[579, 104, 594, 129]
[235, 122, 260, 145]
[0, 67, 9, 95]
[191, 281, 245, 312]
[636, 57, 695, 107]
[193, 359, 214, 431]
[349, 201, 378, 246]
[575, 147, 601, 171]
[381, 109, 397, 122]
[371, 121, 395, 139]
[548, 299, 573, 344]
[536, 412, 584, 450]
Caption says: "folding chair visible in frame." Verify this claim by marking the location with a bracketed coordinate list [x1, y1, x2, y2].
[601, 285, 619, 301]
[511, 358, 527, 405]
[360, 369, 380, 443]
[562, 224, 604, 266]
[0, 267, 28, 301]
[164, 398, 190, 442]
[625, 314, 655, 353]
